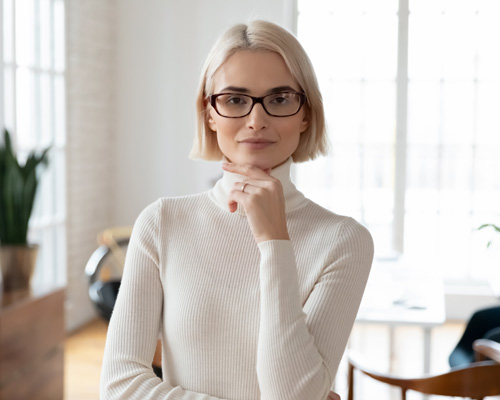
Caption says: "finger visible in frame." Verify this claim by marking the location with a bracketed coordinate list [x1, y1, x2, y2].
[228, 182, 265, 214]
[234, 180, 272, 193]
[222, 162, 272, 179]
[328, 391, 341, 400]
[227, 189, 248, 213]
[228, 199, 238, 213]
[227, 182, 257, 213]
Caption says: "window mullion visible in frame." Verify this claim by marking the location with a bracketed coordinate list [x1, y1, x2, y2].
[0, 0, 4, 129]
[34, 0, 41, 146]
[12, 0, 17, 141]
[393, 0, 410, 254]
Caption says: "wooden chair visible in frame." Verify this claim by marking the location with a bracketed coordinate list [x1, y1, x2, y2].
[449, 305, 500, 367]
[347, 352, 500, 400]
[473, 338, 500, 363]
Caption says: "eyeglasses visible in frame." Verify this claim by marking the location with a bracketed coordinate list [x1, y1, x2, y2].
[209, 91, 306, 118]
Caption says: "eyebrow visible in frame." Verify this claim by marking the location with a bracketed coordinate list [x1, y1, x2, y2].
[219, 85, 300, 94]
[220, 86, 249, 93]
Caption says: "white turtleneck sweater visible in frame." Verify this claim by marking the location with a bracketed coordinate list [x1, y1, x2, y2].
[100, 159, 374, 400]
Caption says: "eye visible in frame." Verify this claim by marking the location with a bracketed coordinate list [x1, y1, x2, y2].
[269, 92, 293, 105]
[225, 94, 248, 106]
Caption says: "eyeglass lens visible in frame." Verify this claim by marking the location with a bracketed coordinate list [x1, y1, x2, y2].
[214, 92, 303, 117]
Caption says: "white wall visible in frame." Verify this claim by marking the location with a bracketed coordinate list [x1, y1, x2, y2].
[113, 0, 291, 225]
[66, 0, 116, 331]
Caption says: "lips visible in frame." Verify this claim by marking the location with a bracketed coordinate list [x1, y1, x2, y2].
[238, 138, 276, 150]
[239, 137, 275, 143]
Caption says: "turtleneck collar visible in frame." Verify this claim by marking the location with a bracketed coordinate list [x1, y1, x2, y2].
[209, 158, 307, 216]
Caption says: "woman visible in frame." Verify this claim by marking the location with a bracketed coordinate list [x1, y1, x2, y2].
[100, 20, 373, 400]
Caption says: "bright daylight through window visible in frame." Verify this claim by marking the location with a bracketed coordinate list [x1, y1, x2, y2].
[2, 0, 66, 286]
[296, 0, 500, 284]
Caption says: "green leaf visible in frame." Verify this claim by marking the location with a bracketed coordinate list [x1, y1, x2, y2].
[478, 223, 500, 233]
[0, 128, 50, 245]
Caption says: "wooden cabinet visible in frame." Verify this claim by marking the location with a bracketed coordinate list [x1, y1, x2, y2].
[0, 286, 65, 400]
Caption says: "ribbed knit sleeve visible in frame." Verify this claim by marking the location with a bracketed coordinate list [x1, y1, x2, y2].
[100, 200, 226, 400]
[256, 219, 373, 400]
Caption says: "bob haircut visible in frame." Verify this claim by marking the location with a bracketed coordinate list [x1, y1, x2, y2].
[190, 20, 328, 162]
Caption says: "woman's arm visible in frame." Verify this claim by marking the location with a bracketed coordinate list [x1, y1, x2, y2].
[100, 201, 226, 400]
[223, 163, 373, 400]
[256, 223, 372, 399]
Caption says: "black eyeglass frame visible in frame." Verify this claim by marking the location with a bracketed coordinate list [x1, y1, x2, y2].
[208, 91, 307, 118]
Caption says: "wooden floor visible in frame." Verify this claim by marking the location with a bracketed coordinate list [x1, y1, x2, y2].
[64, 319, 467, 400]
[64, 318, 108, 400]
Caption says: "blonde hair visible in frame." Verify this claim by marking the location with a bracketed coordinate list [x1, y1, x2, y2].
[190, 20, 327, 162]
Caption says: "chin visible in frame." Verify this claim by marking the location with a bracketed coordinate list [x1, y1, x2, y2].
[243, 157, 276, 170]
[224, 152, 288, 170]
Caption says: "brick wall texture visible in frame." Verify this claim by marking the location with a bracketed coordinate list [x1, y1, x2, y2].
[65, 0, 116, 331]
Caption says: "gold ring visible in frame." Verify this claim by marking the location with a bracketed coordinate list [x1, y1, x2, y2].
[241, 183, 248, 193]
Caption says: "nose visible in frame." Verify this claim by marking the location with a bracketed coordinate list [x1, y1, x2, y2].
[246, 102, 269, 131]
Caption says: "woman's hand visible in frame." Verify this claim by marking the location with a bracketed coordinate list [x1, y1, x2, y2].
[222, 162, 289, 244]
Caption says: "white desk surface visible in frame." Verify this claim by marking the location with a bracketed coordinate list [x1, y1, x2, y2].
[356, 262, 446, 327]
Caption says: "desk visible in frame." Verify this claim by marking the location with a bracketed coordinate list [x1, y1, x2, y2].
[0, 286, 65, 400]
[355, 262, 446, 373]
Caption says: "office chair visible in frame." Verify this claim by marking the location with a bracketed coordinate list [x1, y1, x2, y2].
[85, 227, 163, 377]
[347, 351, 500, 400]
[85, 228, 129, 321]
[449, 305, 500, 367]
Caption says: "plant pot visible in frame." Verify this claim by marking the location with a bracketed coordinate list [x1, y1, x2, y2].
[0, 244, 39, 292]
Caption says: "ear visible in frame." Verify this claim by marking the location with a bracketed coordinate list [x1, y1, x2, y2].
[299, 112, 310, 133]
[205, 99, 217, 132]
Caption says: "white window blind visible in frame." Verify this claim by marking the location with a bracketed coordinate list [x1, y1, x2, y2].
[296, 0, 500, 283]
[2, 0, 66, 286]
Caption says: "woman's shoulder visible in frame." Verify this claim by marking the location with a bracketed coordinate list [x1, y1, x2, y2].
[156, 191, 211, 207]
[131, 192, 213, 241]
[135, 192, 211, 224]
[297, 199, 373, 243]
[298, 198, 359, 224]
[298, 201, 374, 264]
[147, 191, 211, 210]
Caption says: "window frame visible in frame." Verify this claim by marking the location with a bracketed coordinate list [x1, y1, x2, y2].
[1, 0, 67, 287]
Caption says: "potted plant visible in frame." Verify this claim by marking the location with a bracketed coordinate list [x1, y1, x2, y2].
[478, 223, 500, 248]
[0, 129, 50, 291]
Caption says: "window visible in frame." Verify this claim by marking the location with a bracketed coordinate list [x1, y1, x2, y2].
[296, 0, 500, 283]
[2, 0, 66, 286]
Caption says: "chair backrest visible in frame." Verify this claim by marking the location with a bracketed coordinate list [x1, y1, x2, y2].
[449, 305, 500, 367]
[474, 338, 500, 363]
[348, 357, 500, 400]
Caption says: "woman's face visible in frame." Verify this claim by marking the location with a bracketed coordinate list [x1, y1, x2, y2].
[207, 50, 309, 170]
